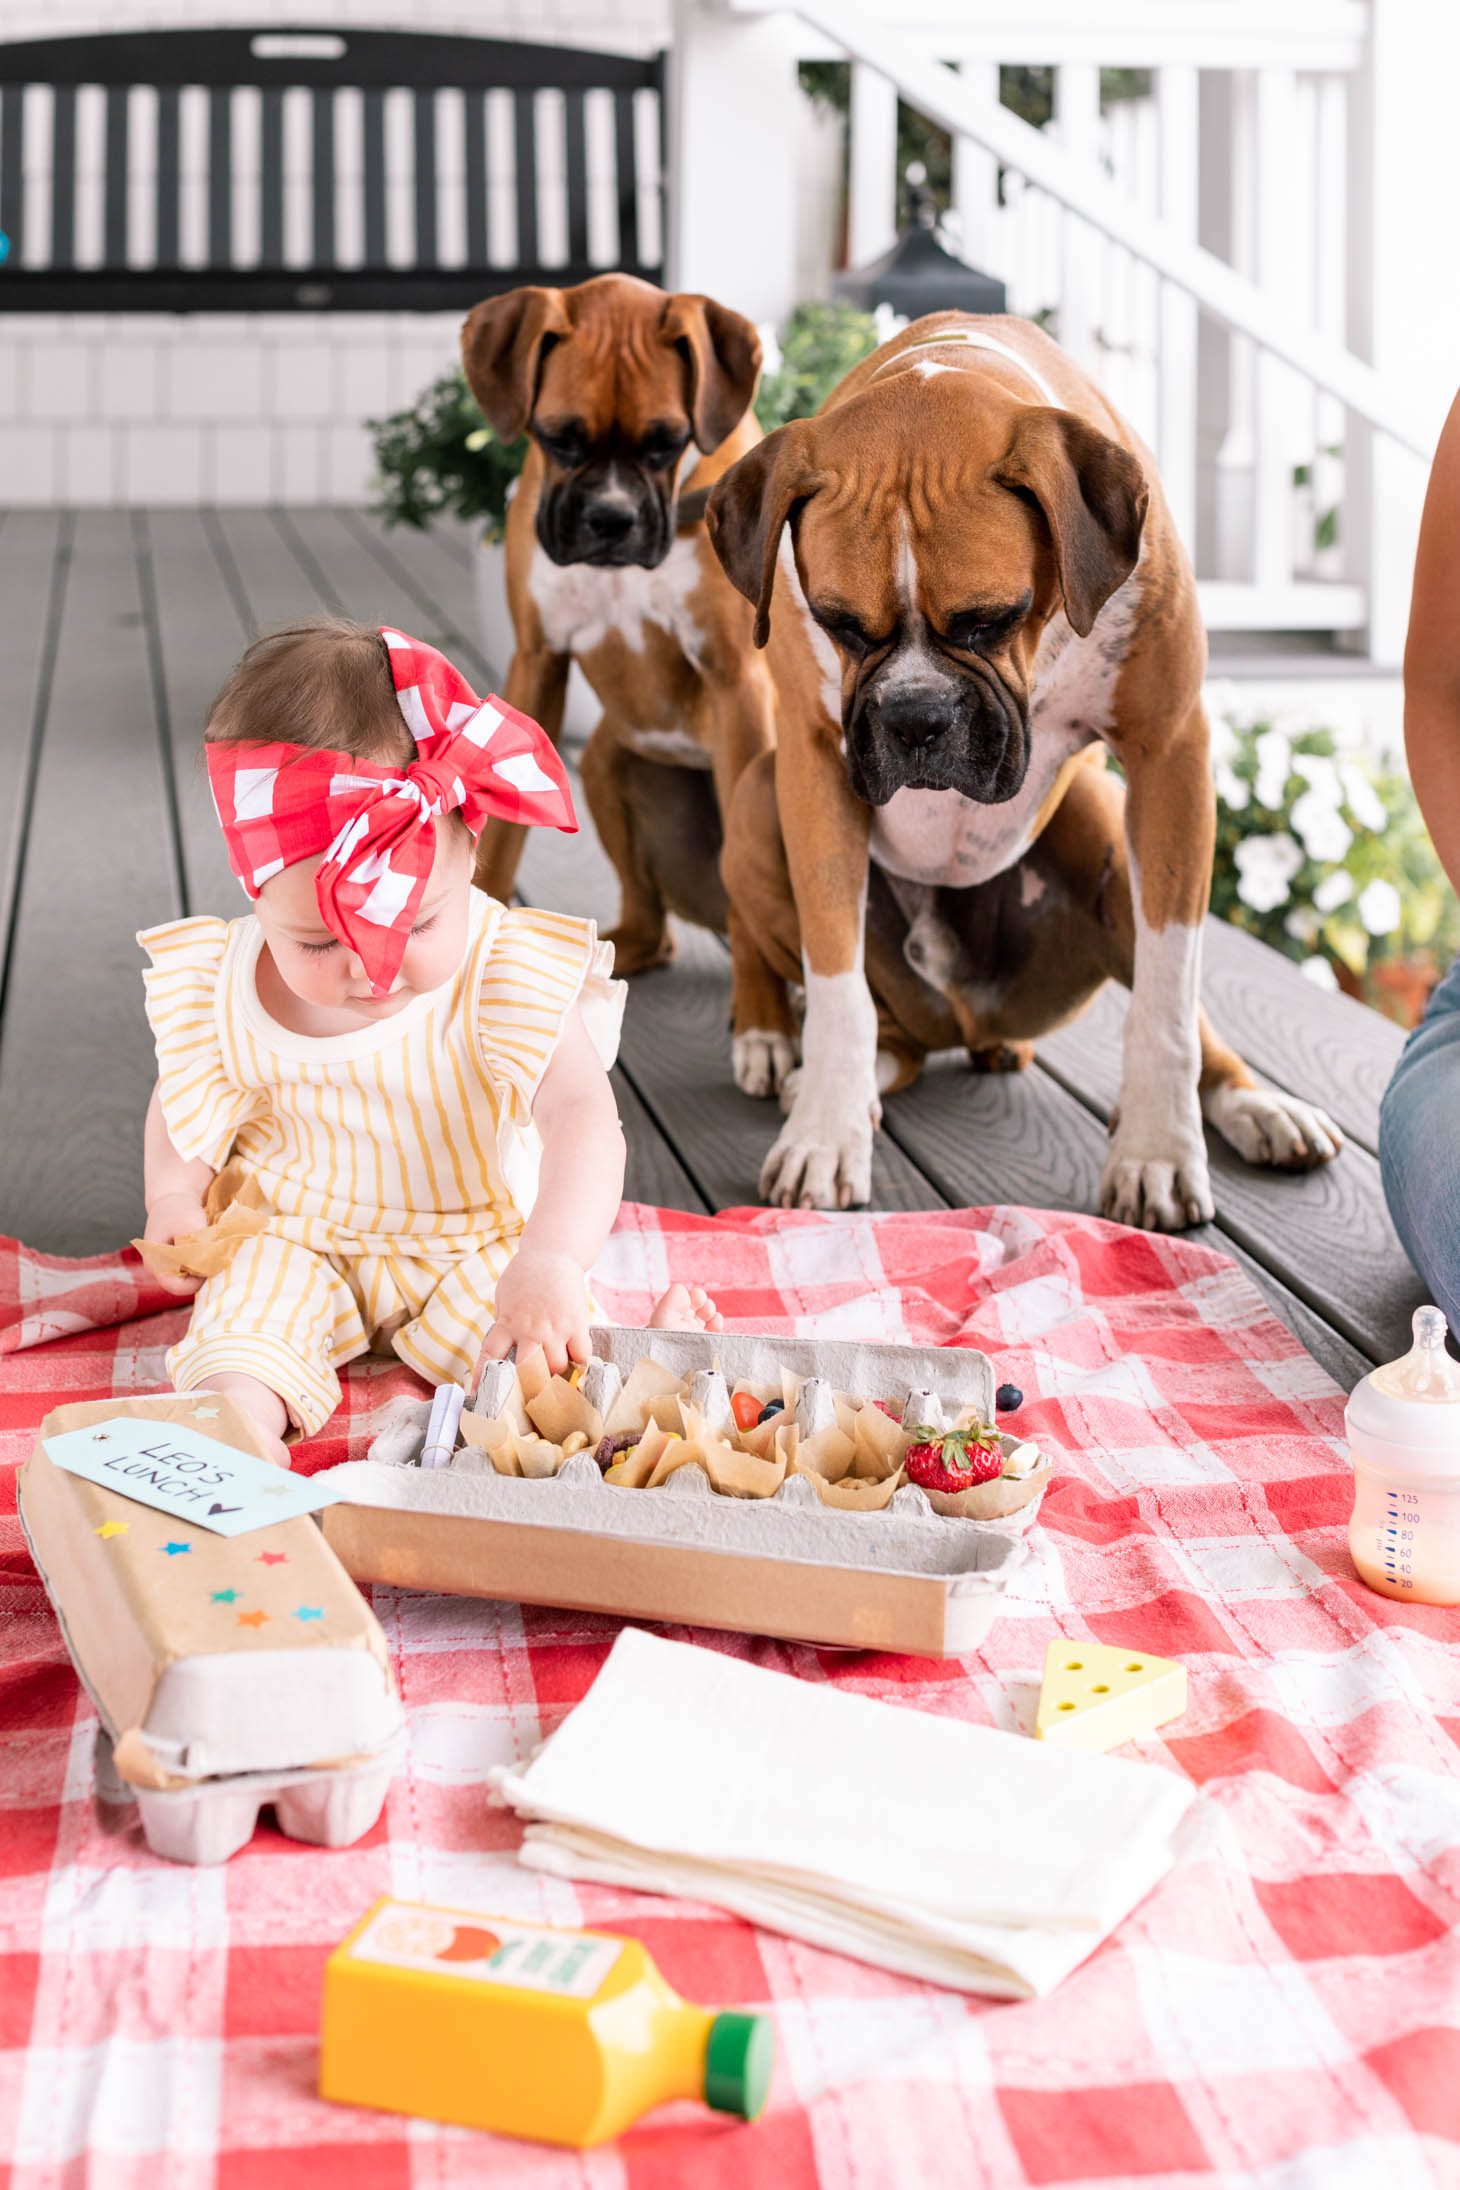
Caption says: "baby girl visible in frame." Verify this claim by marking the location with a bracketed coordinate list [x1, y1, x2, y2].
[140, 617, 718, 1464]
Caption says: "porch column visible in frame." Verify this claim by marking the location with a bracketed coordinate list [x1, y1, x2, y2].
[846, 61, 898, 270]
[666, 0, 801, 325]
[1346, 0, 1460, 664]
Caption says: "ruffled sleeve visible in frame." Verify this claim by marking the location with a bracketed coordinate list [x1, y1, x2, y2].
[475, 905, 625, 1125]
[138, 917, 265, 1171]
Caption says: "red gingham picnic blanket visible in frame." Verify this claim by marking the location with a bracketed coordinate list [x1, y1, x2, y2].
[1, 1205, 1457, 2189]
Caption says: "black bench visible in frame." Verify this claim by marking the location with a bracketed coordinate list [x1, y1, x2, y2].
[0, 25, 664, 312]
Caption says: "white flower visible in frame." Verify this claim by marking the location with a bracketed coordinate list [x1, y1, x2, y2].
[872, 302, 908, 344]
[1300, 955, 1340, 991]
[1357, 878, 1402, 936]
[1290, 790, 1353, 863]
[1216, 764, 1250, 811]
[1340, 763, 1387, 833]
[1291, 753, 1343, 804]
[1313, 870, 1354, 913]
[1285, 906, 1320, 944]
[1253, 728, 1292, 809]
[1206, 707, 1239, 767]
[757, 320, 783, 379]
[1234, 831, 1303, 913]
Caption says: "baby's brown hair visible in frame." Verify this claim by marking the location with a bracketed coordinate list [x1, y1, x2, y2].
[205, 617, 411, 763]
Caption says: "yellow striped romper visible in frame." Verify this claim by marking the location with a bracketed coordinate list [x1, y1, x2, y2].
[138, 890, 623, 1436]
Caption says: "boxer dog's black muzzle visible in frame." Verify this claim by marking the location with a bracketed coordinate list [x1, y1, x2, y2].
[844, 648, 1030, 808]
[533, 425, 690, 570]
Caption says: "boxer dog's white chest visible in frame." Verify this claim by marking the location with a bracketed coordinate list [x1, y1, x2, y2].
[528, 538, 711, 760]
[867, 574, 1140, 889]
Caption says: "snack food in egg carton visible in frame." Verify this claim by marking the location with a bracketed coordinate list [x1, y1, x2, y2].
[442, 1334, 1049, 1522]
[319, 1328, 1051, 1658]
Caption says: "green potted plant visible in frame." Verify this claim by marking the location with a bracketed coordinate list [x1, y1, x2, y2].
[367, 301, 881, 735]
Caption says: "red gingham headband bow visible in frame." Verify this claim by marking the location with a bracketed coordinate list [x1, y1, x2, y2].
[206, 626, 577, 994]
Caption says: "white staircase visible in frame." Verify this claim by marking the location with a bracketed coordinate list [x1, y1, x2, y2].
[669, 0, 1457, 693]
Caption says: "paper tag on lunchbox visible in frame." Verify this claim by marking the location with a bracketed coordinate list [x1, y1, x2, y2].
[43, 1416, 350, 1535]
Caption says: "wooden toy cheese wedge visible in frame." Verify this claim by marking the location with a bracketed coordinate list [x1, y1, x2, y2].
[1034, 1641, 1187, 1752]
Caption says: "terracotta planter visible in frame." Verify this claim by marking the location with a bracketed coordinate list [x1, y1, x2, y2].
[472, 536, 600, 742]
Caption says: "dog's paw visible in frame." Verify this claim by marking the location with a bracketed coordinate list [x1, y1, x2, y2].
[605, 923, 676, 978]
[760, 1101, 874, 1211]
[1203, 1084, 1342, 1170]
[732, 1028, 798, 1101]
[1100, 1146, 1214, 1232]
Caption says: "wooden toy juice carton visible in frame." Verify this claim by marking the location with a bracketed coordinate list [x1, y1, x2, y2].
[320, 1896, 774, 2146]
[1345, 1306, 1460, 1604]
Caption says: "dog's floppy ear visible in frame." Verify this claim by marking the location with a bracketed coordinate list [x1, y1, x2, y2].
[660, 294, 763, 452]
[460, 286, 574, 443]
[706, 423, 819, 648]
[994, 409, 1148, 637]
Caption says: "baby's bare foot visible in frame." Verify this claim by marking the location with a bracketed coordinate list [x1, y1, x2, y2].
[648, 1282, 723, 1333]
[186, 1372, 294, 1468]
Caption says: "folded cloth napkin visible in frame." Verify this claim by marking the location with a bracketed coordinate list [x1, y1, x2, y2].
[489, 1628, 1197, 1999]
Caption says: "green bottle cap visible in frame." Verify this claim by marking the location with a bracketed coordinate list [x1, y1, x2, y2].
[703, 2011, 775, 2120]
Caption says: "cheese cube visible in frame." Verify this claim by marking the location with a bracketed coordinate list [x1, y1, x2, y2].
[1034, 1640, 1187, 1752]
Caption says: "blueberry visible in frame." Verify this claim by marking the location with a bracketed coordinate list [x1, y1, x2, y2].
[996, 1382, 1024, 1413]
[757, 1399, 785, 1423]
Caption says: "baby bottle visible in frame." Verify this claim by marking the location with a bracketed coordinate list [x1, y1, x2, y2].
[1345, 1306, 1460, 1605]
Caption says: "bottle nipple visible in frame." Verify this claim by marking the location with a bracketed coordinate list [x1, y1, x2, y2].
[1371, 1306, 1460, 1402]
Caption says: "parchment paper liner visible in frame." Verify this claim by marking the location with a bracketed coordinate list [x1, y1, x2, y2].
[132, 1162, 270, 1283]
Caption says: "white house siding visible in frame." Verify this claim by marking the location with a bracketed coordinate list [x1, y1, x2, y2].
[0, 0, 672, 504]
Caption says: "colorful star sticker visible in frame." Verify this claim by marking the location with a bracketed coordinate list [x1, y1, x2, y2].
[236, 1609, 270, 1629]
[93, 1521, 129, 1540]
[257, 1550, 288, 1566]
[161, 1541, 192, 1556]
[294, 1606, 324, 1622]
[210, 1588, 240, 1605]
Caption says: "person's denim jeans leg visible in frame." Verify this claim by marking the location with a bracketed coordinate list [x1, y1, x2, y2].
[1379, 950, 1460, 1333]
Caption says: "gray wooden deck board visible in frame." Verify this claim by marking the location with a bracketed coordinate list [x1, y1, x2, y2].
[206, 507, 337, 633]
[341, 508, 494, 683]
[0, 505, 1419, 1394]
[139, 508, 251, 916]
[0, 511, 68, 1000]
[1201, 917, 1403, 1157]
[1036, 979, 1421, 1363]
[0, 511, 181, 1250]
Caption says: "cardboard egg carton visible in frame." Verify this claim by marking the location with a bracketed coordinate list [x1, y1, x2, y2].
[319, 1328, 1047, 1658]
[18, 1395, 406, 1866]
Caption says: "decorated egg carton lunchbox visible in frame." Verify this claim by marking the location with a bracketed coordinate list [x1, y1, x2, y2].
[320, 1327, 1052, 1659]
[18, 1395, 406, 1866]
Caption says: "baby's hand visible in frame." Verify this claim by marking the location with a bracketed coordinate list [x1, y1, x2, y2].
[479, 1247, 591, 1377]
[142, 1191, 210, 1297]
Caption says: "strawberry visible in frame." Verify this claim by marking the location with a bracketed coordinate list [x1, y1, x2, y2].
[904, 1423, 1006, 1494]
[732, 1390, 764, 1434]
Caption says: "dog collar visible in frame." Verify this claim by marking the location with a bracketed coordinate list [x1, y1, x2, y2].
[873, 328, 1062, 407]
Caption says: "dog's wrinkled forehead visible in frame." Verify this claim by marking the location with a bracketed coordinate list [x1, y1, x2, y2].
[794, 382, 1045, 608]
[532, 321, 693, 446]
[461, 274, 762, 457]
[705, 369, 1148, 651]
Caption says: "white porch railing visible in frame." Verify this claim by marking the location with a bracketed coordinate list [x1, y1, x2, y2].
[671, 0, 1444, 667]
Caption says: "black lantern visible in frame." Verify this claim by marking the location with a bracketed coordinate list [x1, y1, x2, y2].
[833, 163, 1007, 321]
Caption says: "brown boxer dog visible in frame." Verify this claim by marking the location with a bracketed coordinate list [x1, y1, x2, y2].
[461, 273, 795, 1098]
[707, 313, 1341, 1222]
